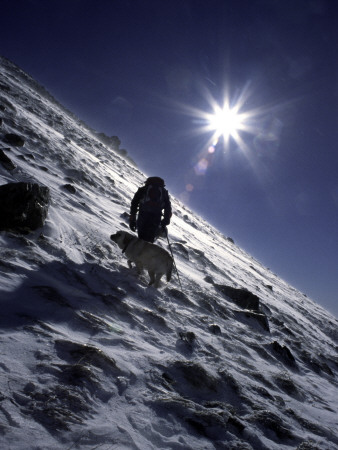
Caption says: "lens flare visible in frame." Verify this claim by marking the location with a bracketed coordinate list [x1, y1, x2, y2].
[194, 157, 209, 175]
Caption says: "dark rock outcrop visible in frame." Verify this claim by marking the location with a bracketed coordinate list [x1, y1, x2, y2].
[62, 183, 76, 194]
[0, 182, 50, 231]
[215, 285, 260, 311]
[3, 133, 25, 147]
[270, 341, 297, 368]
[0, 149, 16, 171]
[208, 323, 222, 335]
[235, 310, 270, 332]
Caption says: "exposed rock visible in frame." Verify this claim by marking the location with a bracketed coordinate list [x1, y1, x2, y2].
[209, 323, 222, 335]
[172, 242, 190, 260]
[166, 288, 191, 305]
[204, 275, 214, 284]
[299, 351, 333, 376]
[95, 133, 121, 149]
[3, 133, 25, 146]
[273, 371, 301, 398]
[17, 153, 36, 162]
[183, 214, 198, 229]
[178, 330, 196, 345]
[105, 175, 115, 185]
[236, 310, 270, 332]
[0, 182, 50, 232]
[270, 341, 297, 367]
[120, 211, 129, 220]
[0, 148, 16, 171]
[297, 440, 322, 449]
[164, 360, 219, 397]
[0, 97, 15, 112]
[250, 409, 295, 441]
[151, 394, 233, 441]
[215, 285, 260, 312]
[54, 339, 121, 375]
[0, 83, 10, 92]
[62, 183, 77, 194]
[253, 312, 270, 331]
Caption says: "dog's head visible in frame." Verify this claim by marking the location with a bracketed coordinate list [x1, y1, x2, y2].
[110, 231, 134, 250]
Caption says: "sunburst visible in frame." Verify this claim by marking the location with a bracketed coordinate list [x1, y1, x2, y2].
[184, 82, 261, 151]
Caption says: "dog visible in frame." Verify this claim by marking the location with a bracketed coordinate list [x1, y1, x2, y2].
[110, 231, 173, 288]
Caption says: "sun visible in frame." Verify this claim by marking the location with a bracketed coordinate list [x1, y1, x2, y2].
[174, 81, 271, 201]
[205, 101, 246, 144]
[183, 81, 260, 151]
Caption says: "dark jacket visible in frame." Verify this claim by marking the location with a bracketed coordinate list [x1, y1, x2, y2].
[130, 177, 172, 225]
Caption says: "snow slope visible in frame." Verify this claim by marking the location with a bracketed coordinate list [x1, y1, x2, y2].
[0, 56, 337, 450]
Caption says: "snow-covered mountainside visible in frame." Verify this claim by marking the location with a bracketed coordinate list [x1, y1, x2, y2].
[0, 56, 337, 450]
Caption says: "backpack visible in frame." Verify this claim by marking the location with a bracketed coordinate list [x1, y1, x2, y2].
[139, 182, 165, 214]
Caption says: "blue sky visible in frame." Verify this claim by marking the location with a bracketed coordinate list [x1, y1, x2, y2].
[1, 0, 337, 317]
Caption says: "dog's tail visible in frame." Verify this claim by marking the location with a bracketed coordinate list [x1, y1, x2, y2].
[166, 258, 173, 282]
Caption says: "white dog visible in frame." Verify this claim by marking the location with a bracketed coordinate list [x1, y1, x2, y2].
[110, 231, 173, 288]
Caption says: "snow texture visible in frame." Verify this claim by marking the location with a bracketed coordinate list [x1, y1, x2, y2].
[0, 56, 337, 450]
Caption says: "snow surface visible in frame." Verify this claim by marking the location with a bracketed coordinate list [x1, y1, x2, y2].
[0, 56, 337, 450]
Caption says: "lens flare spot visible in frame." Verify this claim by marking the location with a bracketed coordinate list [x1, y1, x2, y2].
[186, 183, 194, 192]
[194, 158, 209, 175]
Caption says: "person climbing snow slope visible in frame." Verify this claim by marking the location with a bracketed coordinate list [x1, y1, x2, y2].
[129, 176, 172, 243]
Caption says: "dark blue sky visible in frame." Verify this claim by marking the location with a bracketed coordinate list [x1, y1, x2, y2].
[1, 0, 338, 317]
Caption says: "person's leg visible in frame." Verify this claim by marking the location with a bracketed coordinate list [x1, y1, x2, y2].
[137, 214, 159, 243]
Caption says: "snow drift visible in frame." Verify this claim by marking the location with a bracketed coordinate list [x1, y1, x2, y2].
[0, 56, 337, 450]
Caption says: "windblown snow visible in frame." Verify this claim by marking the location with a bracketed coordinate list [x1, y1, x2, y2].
[0, 56, 337, 450]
